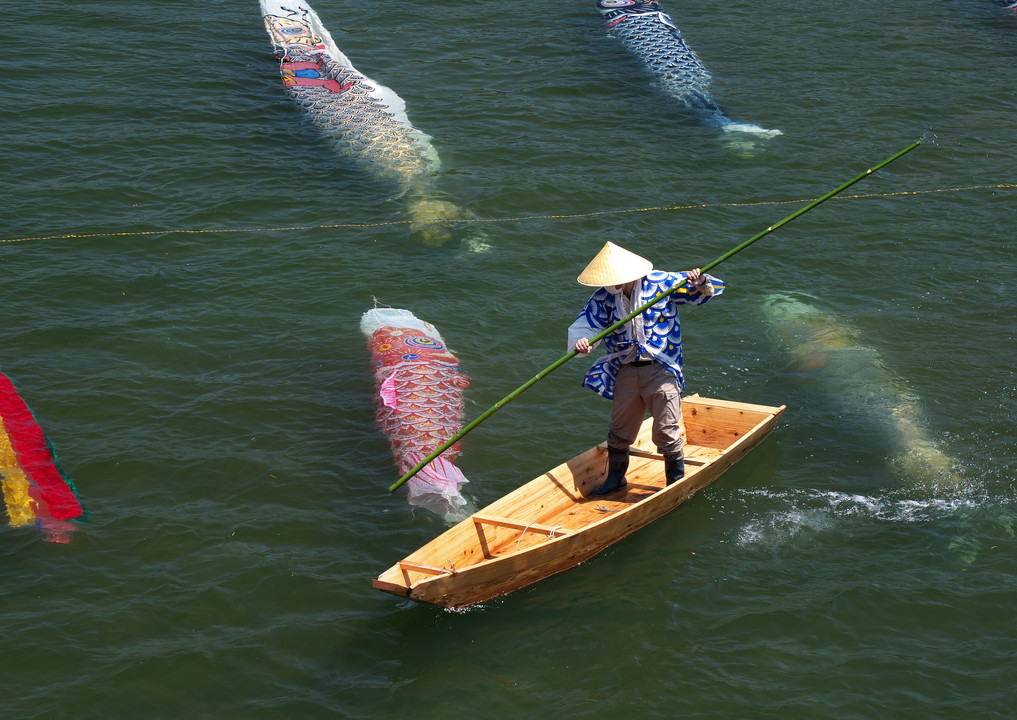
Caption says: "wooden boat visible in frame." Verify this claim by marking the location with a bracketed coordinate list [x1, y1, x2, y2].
[373, 394, 785, 608]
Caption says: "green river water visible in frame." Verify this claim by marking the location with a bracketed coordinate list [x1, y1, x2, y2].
[2, 1, 1015, 717]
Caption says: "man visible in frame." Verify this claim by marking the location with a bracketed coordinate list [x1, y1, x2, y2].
[568, 241, 724, 495]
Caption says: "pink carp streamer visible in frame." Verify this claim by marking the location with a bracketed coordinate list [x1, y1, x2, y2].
[361, 309, 471, 520]
[0, 370, 86, 543]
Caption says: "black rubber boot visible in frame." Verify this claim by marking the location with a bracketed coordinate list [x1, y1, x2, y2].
[664, 450, 685, 486]
[593, 447, 629, 496]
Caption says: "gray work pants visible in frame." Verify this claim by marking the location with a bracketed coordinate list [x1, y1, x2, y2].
[607, 362, 684, 455]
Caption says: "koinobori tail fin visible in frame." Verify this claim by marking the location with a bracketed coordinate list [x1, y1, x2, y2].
[0, 370, 86, 542]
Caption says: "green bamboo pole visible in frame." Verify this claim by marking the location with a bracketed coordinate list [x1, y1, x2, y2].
[389, 139, 922, 493]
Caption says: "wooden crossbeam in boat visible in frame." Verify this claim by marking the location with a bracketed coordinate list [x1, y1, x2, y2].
[398, 561, 450, 576]
[472, 514, 573, 536]
[596, 443, 708, 466]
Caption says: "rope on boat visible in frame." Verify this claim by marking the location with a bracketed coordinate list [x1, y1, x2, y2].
[4, 183, 1014, 245]
[514, 522, 565, 549]
[515, 522, 537, 549]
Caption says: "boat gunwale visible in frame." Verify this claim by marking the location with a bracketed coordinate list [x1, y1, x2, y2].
[415, 403, 782, 574]
[377, 397, 786, 602]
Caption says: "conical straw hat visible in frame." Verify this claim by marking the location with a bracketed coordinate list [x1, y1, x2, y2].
[577, 242, 654, 287]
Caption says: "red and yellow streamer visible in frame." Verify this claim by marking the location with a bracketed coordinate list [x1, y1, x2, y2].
[0, 370, 86, 542]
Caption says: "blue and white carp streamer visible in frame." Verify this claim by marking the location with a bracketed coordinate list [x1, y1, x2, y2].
[596, 0, 780, 136]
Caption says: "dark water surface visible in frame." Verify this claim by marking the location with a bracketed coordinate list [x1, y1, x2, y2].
[3, 1, 1016, 717]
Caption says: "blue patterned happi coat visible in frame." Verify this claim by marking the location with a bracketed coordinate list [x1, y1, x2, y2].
[568, 270, 725, 399]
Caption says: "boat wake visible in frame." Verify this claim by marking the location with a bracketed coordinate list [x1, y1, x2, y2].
[721, 123, 782, 137]
[733, 486, 1016, 564]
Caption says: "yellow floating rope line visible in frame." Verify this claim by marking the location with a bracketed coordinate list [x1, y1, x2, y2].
[2, 182, 1014, 245]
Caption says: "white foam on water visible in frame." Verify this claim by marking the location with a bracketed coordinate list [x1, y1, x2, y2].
[734, 485, 1014, 560]
[720, 123, 783, 137]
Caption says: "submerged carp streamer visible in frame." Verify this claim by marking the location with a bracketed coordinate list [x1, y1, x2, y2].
[0, 370, 86, 543]
[595, 0, 780, 137]
[761, 293, 960, 491]
[260, 0, 472, 247]
[361, 309, 472, 521]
